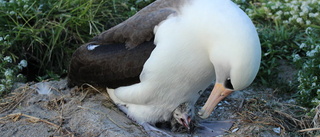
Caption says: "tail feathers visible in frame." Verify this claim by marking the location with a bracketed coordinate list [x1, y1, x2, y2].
[107, 88, 126, 105]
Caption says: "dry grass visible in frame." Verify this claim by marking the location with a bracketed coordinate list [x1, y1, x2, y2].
[0, 82, 119, 137]
[0, 83, 74, 136]
[235, 97, 319, 136]
[0, 84, 33, 113]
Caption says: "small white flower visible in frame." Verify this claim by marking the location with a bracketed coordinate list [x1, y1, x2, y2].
[4, 56, 12, 63]
[309, 13, 314, 17]
[4, 69, 13, 77]
[290, 11, 296, 15]
[296, 18, 303, 24]
[276, 11, 283, 16]
[292, 0, 298, 4]
[18, 60, 28, 68]
[292, 15, 298, 19]
[283, 20, 289, 24]
[292, 54, 301, 62]
[37, 4, 44, 12]
[306, 49, 317, 57]
[300, 4, 309, 13]
[23, 5, 28, 9]
[0, 84, 5, 92]
[130, 7, 136, 11]
[299, 43, 306, 48]
[6, 79, 12, 85]
[303, 62, 310, 69]
[309, 12, 319, 18]
[311, 98, 320, 105]
[263, 7, 268, 11]
[17, 74, 24, 79]
[305, 27, 313, 34]
[299, 12, 305, 16]
[306, 20, 311, 25]
[9, 11, 15, 15]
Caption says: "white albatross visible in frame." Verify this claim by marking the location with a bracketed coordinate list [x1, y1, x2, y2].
[107, 0, 260, 126]
[68, 0, 261, 135]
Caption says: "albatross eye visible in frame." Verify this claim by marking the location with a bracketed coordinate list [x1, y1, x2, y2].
[225, 78, 234, 90]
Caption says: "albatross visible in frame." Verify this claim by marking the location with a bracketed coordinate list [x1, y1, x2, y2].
[68, 0, 261, 135]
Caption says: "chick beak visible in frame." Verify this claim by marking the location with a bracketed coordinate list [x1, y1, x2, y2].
[181, 114, 191, 131]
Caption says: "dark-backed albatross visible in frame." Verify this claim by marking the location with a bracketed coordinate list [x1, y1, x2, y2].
[68, 0, 261, 135]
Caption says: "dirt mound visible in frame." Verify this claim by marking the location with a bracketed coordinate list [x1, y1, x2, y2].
[0, 79, 318, 137]
[0, 80, 147, 137]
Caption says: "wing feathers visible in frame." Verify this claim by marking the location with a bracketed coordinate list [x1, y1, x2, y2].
[89, 0, 185, 49]
[67, 41, 155, 88]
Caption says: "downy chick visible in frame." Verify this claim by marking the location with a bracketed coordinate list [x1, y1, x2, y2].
[171, 102, 195, 133]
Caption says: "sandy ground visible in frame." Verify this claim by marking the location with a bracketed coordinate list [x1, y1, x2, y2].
[0, 79, 318, 137]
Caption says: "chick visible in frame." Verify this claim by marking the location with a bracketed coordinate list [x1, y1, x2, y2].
[171, 102, 195, 133]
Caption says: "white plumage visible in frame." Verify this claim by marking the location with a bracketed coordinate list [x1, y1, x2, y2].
[108, 0, 261, 124]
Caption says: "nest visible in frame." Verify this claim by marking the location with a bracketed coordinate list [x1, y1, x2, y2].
[233, 97, 319, 136]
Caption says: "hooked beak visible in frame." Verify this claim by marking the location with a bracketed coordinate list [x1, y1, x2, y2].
[198, 83, 233, 119]
[181, 114, 192, 131]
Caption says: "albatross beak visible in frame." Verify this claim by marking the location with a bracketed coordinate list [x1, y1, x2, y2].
[198, 83, 233, 119]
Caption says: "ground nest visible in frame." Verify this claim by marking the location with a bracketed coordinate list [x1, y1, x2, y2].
[0, 79, 319, 137]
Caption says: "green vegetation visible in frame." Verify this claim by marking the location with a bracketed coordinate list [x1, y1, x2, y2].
[0, 55, 27, 95]
[0, 0, 153, 94]
[0, 0, 319, 108]
[234, 0, 320, 108]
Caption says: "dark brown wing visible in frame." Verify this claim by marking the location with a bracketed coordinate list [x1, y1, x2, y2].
[67, 0, 186, 88]
[90, 0, 185, 49]
[67, 41, 155, 88]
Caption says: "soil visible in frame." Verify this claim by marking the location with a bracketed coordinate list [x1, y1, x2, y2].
[0, 79, 319, 137]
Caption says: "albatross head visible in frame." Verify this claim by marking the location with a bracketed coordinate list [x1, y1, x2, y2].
[198, 16, 261, 119]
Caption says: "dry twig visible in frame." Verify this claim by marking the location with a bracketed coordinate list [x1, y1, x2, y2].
[0, 85, 32, 113]
[298, 128, 320, 132]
